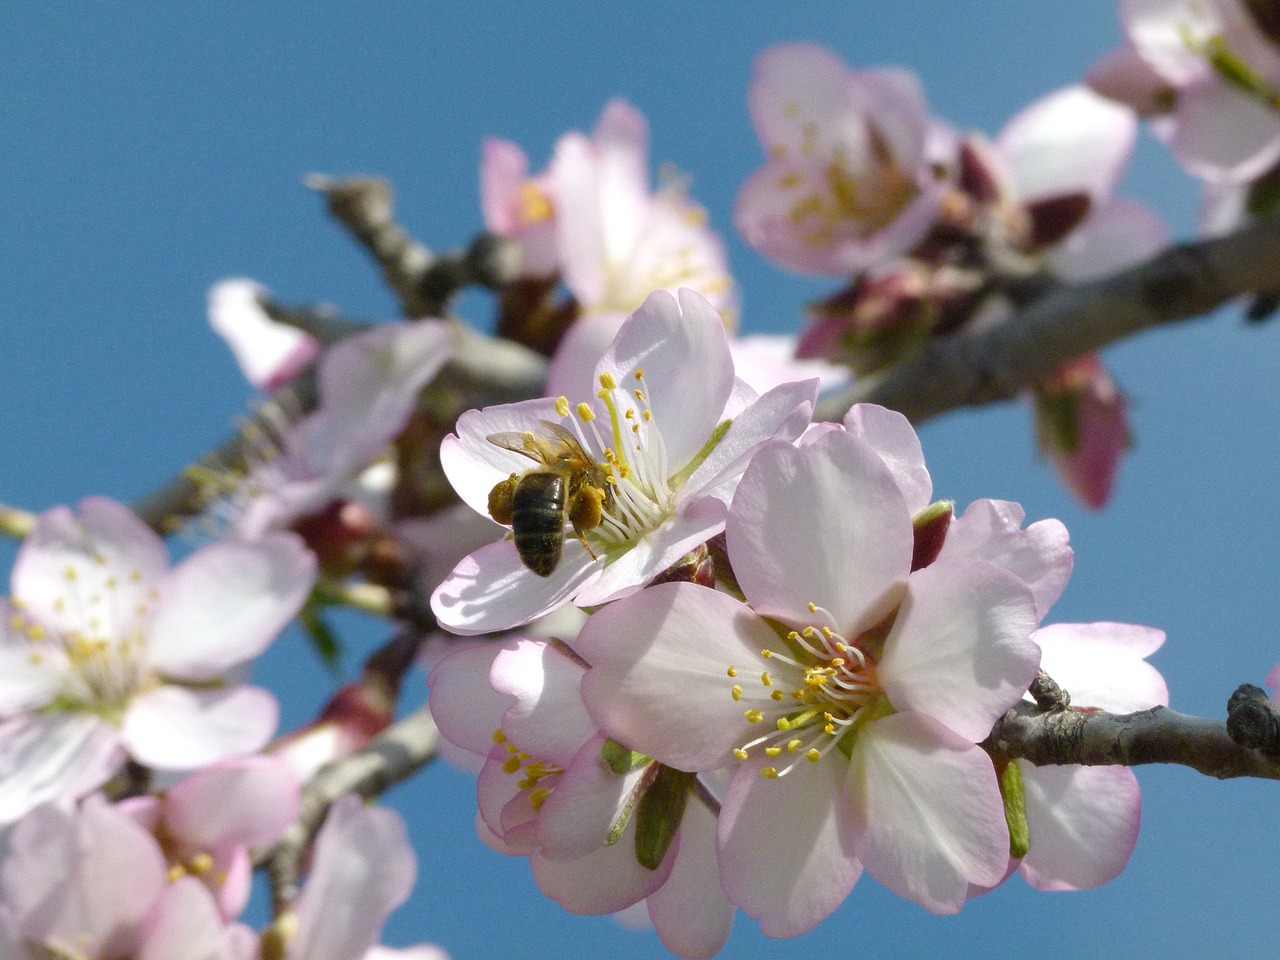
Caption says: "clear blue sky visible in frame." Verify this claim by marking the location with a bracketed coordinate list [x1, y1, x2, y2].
[3, 3, 1278, 957]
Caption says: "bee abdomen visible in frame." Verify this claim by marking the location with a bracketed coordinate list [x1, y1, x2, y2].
[512, 473, 567, 577]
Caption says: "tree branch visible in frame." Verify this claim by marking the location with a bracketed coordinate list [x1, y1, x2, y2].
[817, 216, 1280, 423]
[261, 704, 440, 913]
[986, 700, 1280, 780]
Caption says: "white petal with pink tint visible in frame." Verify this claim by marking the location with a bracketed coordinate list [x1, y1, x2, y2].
[164, 755, 300, 850]
[1049, 197, 1169, 282]
[208, 278, 319, 391]
[646, 797, 734, 960]
[1018, 763, 1142, 891]
[427, 643, 514, 757]
[138, 877, 227, 960]
[728, 431, 911, 634]
[1172, 78, 1280, 182]
[123, 685, 277, 769]
[147, 535, 317, 680]
[1034, 621, 1168, 711]
[843, 403, 932, 515]
[0, 712, 125, 823]
[847, 712, 1009, 914]
[531, 814, 672, 916]
[491, 639, 594, 764]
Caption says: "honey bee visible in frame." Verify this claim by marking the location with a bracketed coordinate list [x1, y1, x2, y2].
[486, 422, 609, 577]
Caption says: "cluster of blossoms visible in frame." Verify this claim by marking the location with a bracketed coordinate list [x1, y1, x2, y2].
[427, 287, 1168, 955]
[12, 10, 1262, 955]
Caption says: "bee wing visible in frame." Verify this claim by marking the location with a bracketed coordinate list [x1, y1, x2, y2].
[486, 430, 547, 463]
[535, 420, 596, 469]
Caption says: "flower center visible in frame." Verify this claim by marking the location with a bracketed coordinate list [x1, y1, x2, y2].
[727, 603, 886, 779]
[9, 555, 155, 718]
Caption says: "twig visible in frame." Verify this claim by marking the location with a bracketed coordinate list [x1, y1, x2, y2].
[261, 704, 440, 913]
[817, 216, 1280, 423]
[986, 700, 1280, 780]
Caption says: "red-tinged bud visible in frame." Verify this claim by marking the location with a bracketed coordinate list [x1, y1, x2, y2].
[650, 543, 715, 588]
[910, 500, 953, 572]
[957, 135, 1007, 207]
[1024, 192, 1092, 249]
[292, 501, 378, 578]
[1034, 355, 1131, 510]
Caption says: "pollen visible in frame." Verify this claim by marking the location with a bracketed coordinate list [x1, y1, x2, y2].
[577, 403, 596, 422]
[599, 372, 618, 390]
[726, 666, 738, 678]
[492, 729, 507, 744]
[555, 396, 571, 417]
[745, 709, 764, 724]
[731, 684, 744, 701]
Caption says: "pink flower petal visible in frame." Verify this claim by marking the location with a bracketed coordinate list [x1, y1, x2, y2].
[546, 311, 628, 403]
[147, 534, 316, 680]
[0, 712, 125, 823]
[491, 640, 594, 765]
[879, 558, 1040, 742]
[843, 403, 932, 515]
[847, 712, 1009, 913]
[577, 582, 778, 772]
[122, 685, 278, 769]
[13, 497, 167, 639]
[1048, 197, 1168, 281]
[534, 733, 651, 860]
[937, 499, 1073, 620]
[291, 796, 416, 960]
[1033, 621, 1169, 711]
[1017, 762, 1142, 891]
[1172, 78, 1280, 182]
[426, 643, 513, 757]
[138, 877, 227, 960]
[645, 797, 734, 960]
[164, 755, 300, 850]
[728, 431, 912, 634]
[997, 85, 1137, 205]
[530, 814, 673, 916]
[208, 278, 320, 391]
[718, 756, 861, 938]
[430, 539, 596, 635]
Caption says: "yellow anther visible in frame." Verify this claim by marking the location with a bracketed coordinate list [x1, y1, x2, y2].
[625, 408, 634, 420]
[529, 787, 552, 812]
[731, 685, 744, 701]
[761, 649, 774, 659]
[765, 747, 782, 758]
[733, 748, 749, 761]
[807, 602, 818, 613]
[726, 666, 738, 678]
[824, 723, 836, 735]
[776, 717, 792, 731]
[831, 658, 845, 668]
[93, 553, 107, 566]
[787, 739, 802, 753]
[577, 402, 596, 422]
[28, 652, 42, 666]
[836, 642, 849, 652]
[65, 566, 78, 582]
[189, 852, 214, 876]
[771, 690, 784, 701]
[762, 767, 780, 780]
[492, 729, 507, 744]
[642, 410, 652, 421]
[501, 756, 522, 775]
[745, 709, 764, 724]
[167, 864, 186, 883]
[806, 748, 822, 764]
[802, 626, 818, 640]
[634, 390, 644, 402]
[599, 372, 618, 390]
[555, 396, 571, 417]
[635, 369, 645, 381]
[28, 624, 46, 642]
[761, 672, 773, 687]
[822, 626, 835, 638]
[787, 631, 800, 642]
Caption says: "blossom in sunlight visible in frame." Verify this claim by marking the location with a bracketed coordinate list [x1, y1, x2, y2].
[1033, 356, 1131, 510]
[0, 497, 316, 823]
[1100, 0, 1280, 182]
[0, 794, 256, 960]
[428, 636, 733, 959]
[118, 755, 300, 920]
[1006, 621, 1168, 891]
[208, 277, 321, 391]
[229, 320, 453, 540]
[735, 44, 950, 277]
[544, 98, 738, 401]
[278, 794, 446, 960]
[482, 136, 561, 279]
[431, 288, 816, 635]
[576, 422, 1047, 935]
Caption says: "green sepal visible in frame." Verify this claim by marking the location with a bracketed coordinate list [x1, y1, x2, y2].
[1034, 389, 1081, 455]
[601, 738, 652, 775]
[634, 765, 696, 871]
[299, 599, 344, 676]
[997, 758, 1031, 860]
[604, 759, 658, 846]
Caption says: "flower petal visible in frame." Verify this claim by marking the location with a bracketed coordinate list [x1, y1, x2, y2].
[879, 557, 1040, 742]
[728, 431, 912, 634]
[937, 499, 1073, 620]
[208, 278, 319, 391]
[718, 756, 861, 938]
[577, 582, 777, 772]
[645, 797, 734, 960]
[535, 732, 650, 859]
[164, 755, 300, 850]
[530, 813, 672, 916]
[138, 877, 227, 960]
[1172, 78, 1280, 182]
[426, 643, 514, 757]
[430, 539, 597, 635]
[1018, 762, 1141, 891]
[848, 713, 1010, 913]
[122, 685, 278, 769]
[0, 712, 124, 824]
[1033, 621, 1168, 711]
[491, 639, 594, 765]
[147, 534, 317, 679]
[1048, 197, 1168, 282]
[843, 403, 932, 515]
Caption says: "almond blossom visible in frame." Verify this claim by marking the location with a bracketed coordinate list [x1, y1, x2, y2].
[428, 636, 733, 959]
[0, 793, 257, 960]
[431, 288, 816, 635]
[576, 423, 1045, 935]
[229, 320, 453, 540]
[0, 497, 316, 823]
[735, 44, 950, 277]
[208, 278, 321, 392]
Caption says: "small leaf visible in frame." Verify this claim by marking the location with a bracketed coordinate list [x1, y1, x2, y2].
[601, 738, 652, 775]
[635, 765, 696, 870]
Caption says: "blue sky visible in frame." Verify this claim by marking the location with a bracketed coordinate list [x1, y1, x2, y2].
[2, 3, 1278, 958]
